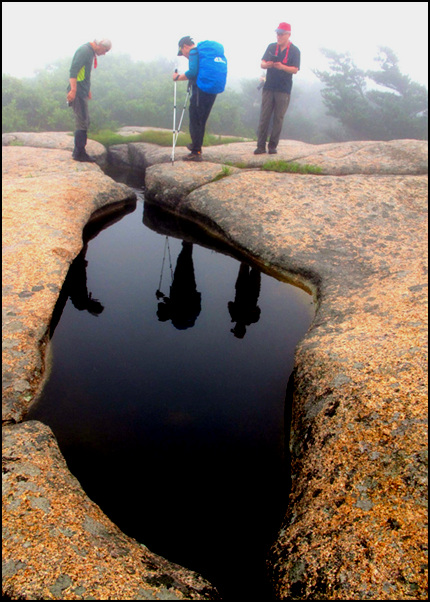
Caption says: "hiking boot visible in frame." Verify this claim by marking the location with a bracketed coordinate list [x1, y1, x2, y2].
[268, 148, 278, 154]
[253, 147, 266, 155]
[73, 130, 95, 162]
[186, 144, 202, 152]
[183, 152, 203, 162]
[73, 152, 96, 163]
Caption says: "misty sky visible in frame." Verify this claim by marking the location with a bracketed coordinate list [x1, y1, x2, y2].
[2, 2, 428, 87]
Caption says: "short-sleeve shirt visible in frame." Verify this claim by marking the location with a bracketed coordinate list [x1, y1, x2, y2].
[262, 42, 300, 94]
[68, 43, 95, 99]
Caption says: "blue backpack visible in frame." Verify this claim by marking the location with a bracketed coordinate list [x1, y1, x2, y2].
[196, 41, 228, 94]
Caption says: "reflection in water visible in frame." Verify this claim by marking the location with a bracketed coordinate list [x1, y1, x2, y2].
[49, 199, 136, 338]
[49, 244, 105, 337]
[156, 241, 201, 330]
[28, 196, 315, 601]
[228, 263, 261, 339]
[63, 245, 104, 314]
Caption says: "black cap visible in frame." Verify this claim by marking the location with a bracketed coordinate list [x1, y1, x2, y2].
[177, 36, 194, 56]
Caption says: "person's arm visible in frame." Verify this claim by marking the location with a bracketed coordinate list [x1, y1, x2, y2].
[67, 78, 77, 102]
[261, 60, 274, 70]
[185, 48, 199, 80]
[272, 63, 299, 74]
[261, 45, 274, 70]
[67, 45, 94, 100]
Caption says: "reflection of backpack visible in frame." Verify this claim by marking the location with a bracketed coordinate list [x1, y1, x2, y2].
[196, 41, 228, 94]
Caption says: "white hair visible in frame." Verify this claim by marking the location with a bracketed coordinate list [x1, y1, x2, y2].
[95, 39, 112, 50]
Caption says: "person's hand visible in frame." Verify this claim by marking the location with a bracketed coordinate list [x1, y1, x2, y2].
[66, 90, 76, 103]
[88, 91, 92, 100]
[272, 62, 284, 70]
[172, 72, 180, 81]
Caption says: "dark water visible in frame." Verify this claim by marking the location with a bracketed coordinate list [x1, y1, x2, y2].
[27, 193, 314, 600]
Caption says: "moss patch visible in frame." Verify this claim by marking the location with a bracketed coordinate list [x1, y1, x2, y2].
[262, 160, 323, 174]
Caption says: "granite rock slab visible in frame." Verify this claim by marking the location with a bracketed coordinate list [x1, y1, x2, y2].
[108, 138, 428, 175]
[144, 142, 428, 600]
[2, 146, 135, 424]
[2, 131, 107, 167]
[2, 135, 428, 600]
[2, 421, 219, 600]
[2, 144, 220, 600]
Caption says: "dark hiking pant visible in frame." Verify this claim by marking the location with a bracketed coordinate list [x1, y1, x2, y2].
[189, 86, 217, 153]
[71, 96, 90, 157]
[71, 95, 90, 131]
[256, 89, 291, 150]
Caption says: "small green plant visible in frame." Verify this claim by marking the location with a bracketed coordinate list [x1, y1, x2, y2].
[211, 165, 234, 182]
[223, 160, 248, 169]
[261, 160, 322, 174]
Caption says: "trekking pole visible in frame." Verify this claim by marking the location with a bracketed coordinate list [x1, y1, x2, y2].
[174, 82, 191, 147]
[171, 69, 178, 164]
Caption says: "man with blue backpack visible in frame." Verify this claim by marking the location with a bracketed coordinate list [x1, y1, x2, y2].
[173, 36, 227, 161]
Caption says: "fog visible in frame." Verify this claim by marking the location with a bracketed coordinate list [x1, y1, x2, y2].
[2, 2, 428, 87]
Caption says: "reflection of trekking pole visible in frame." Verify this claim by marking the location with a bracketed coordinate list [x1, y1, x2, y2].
[156, 236, 173, 298]
[171, 70, 178, 164]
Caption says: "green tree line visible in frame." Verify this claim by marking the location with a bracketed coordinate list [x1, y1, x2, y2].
[314, 47, 428, 140]
[2, 49, 427, 142]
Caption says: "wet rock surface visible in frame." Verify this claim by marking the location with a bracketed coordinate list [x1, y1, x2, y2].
[2, 133, 428, 600]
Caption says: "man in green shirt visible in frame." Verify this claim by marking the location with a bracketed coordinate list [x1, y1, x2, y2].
[67, 39, 112, 162]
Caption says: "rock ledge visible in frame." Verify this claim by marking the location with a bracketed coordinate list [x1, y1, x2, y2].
[2, 134, 428, 600]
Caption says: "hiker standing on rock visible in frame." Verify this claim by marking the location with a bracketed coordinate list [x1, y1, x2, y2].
[67, 39, 112, 162]
[173, 36, 227, 162]
[254, 23, 300, 155]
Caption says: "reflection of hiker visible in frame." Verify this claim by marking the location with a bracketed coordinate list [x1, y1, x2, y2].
[50, 245, 104, 336]
[156, 241, 201, 330]
[67, 247, 104, 315]
[228, 263, 261, 339]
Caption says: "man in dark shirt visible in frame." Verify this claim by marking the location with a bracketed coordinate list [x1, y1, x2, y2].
[67, 39, 112, 162]
[254, 23, 300, 155]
